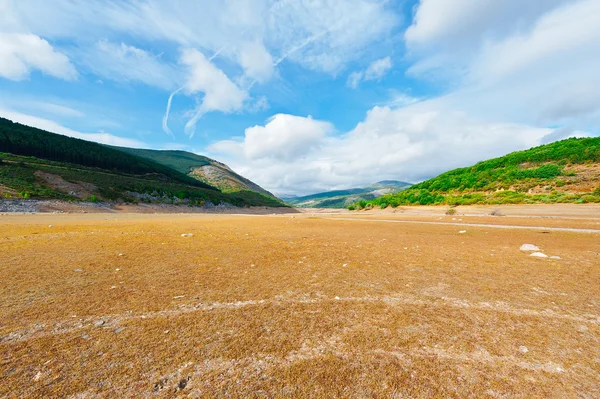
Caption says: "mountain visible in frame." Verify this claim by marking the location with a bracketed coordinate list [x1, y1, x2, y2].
[0, 117, 284, 207]
[287, 180, 411, 208]
[356, 137, 600, 208]
[108, 147, 276, 199]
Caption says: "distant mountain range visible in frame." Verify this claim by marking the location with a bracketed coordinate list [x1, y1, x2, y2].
[285, 180, 412, 208]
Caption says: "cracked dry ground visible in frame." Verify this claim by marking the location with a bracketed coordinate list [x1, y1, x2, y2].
[1, 212, 599, 398]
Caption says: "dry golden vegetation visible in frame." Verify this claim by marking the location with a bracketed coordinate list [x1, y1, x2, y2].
[1, 206, 599, 398]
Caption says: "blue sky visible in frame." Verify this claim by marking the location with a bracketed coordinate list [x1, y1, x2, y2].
[1, 0, 599, 195]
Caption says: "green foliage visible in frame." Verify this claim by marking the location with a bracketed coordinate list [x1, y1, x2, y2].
[0, 117, 216, 190]
[109, 147, 211, 174]
[445, 208, 456, 215]
[352, 137, 600, 208]
[89, 195, 98, 203]
[347, 204, 356, 211]
[0, 153, 285, 207]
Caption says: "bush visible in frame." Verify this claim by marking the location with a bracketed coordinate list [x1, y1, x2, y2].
[445, 208, 457, 215]
[581, 195, 600, 203]
[89, 195, 98, 203]
[347, 205, 356, 211]
[380, 203, 387, 209]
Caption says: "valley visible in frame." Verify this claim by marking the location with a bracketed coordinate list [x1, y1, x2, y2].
[1, 205, 599, 398]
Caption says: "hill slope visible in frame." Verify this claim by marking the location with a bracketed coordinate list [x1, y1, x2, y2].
[0, 118, 284, 207]
[288, 180, 411, 208]
[110, 147, 276, 199]
[356, 137, 600, 208]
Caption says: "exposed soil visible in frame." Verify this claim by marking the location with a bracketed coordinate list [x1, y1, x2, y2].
[33, 171, 97, 199]
[1, 206, 599, 398]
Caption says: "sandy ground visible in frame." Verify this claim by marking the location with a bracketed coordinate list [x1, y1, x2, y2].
[1, 205, 599, 398]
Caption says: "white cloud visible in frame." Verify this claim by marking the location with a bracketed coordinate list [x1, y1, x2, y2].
[75, 41, 179, 90]
[7, 0, 397, 75]
[236, 41, 274, 83]
[242, 114, 333, 160]
[0, 33, 77, 81]
[208, 107, 554, 195]
[179, 48, 248, 137]
[347, 56, 392, 88]
[0, 108, 145, 148]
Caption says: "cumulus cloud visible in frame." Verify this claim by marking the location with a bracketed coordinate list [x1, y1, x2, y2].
[347, 56, 392, 88]
[241, 114, 333, 160]
[0, 108, 145, 148]
[0, 33, 77, 81]
[179, 48, 248, 137]
[208, 108, 553, 195]
[404, 0, 570, 76]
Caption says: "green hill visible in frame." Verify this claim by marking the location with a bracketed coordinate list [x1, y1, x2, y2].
[354, 137, 600, 209]
[288, 180, 411, 208]
[0, 117, 284, 207]
[110, 147, 276, 199]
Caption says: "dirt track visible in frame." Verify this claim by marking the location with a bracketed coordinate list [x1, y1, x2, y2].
[1, 205, 599, 398]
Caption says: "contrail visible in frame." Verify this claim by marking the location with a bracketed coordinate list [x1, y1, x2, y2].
[162, 86, 184, 138]
[245, 26, 334, 91]
[184, 108, 205, 138]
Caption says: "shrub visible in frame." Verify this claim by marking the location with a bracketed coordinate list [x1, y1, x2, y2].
[347, 205, 356, 211]
[89, 195, 98, 203]
[581, 195, 600, 203]
[445, 208, 457, 215]
[380, 203, 387, 209]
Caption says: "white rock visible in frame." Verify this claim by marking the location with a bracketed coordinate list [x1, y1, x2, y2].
[48, 225, 53, 228]
[342, 263, 348, 267]
[520, 244, 540, 251]
[519, 346, 529, 354]
[530, 252, 548, 258]
[181, 233, 194, 237]
[550, 256, 562, 260]
[335, 296, 341, 300]
[458, 230, 467, 234]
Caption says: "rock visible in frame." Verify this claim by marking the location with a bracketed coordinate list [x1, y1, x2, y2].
[342, 263, 348, 267]
[335, 296, 341, 300]
[118, 253, 124, 257]
[550, 256, 562, 260]
[458, 230, 467, 234]
[530, 252, 548, 258]
[114, 327, 125, 333]
[74, 269, 83, 273]
[181, 233, 194, 237]
[173, 295, 185, 299]
[519, 346, 529, 354]
[520, 244, 540, 251]
[94, 320, 105, 327]
[48, 225, 53, 228]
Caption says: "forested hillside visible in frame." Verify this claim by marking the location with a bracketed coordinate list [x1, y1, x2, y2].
[0, 118, 285, 207]
[0, 118, 214, 190]
[111, 147, 276, 198]
[354, 138, 600, 208]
